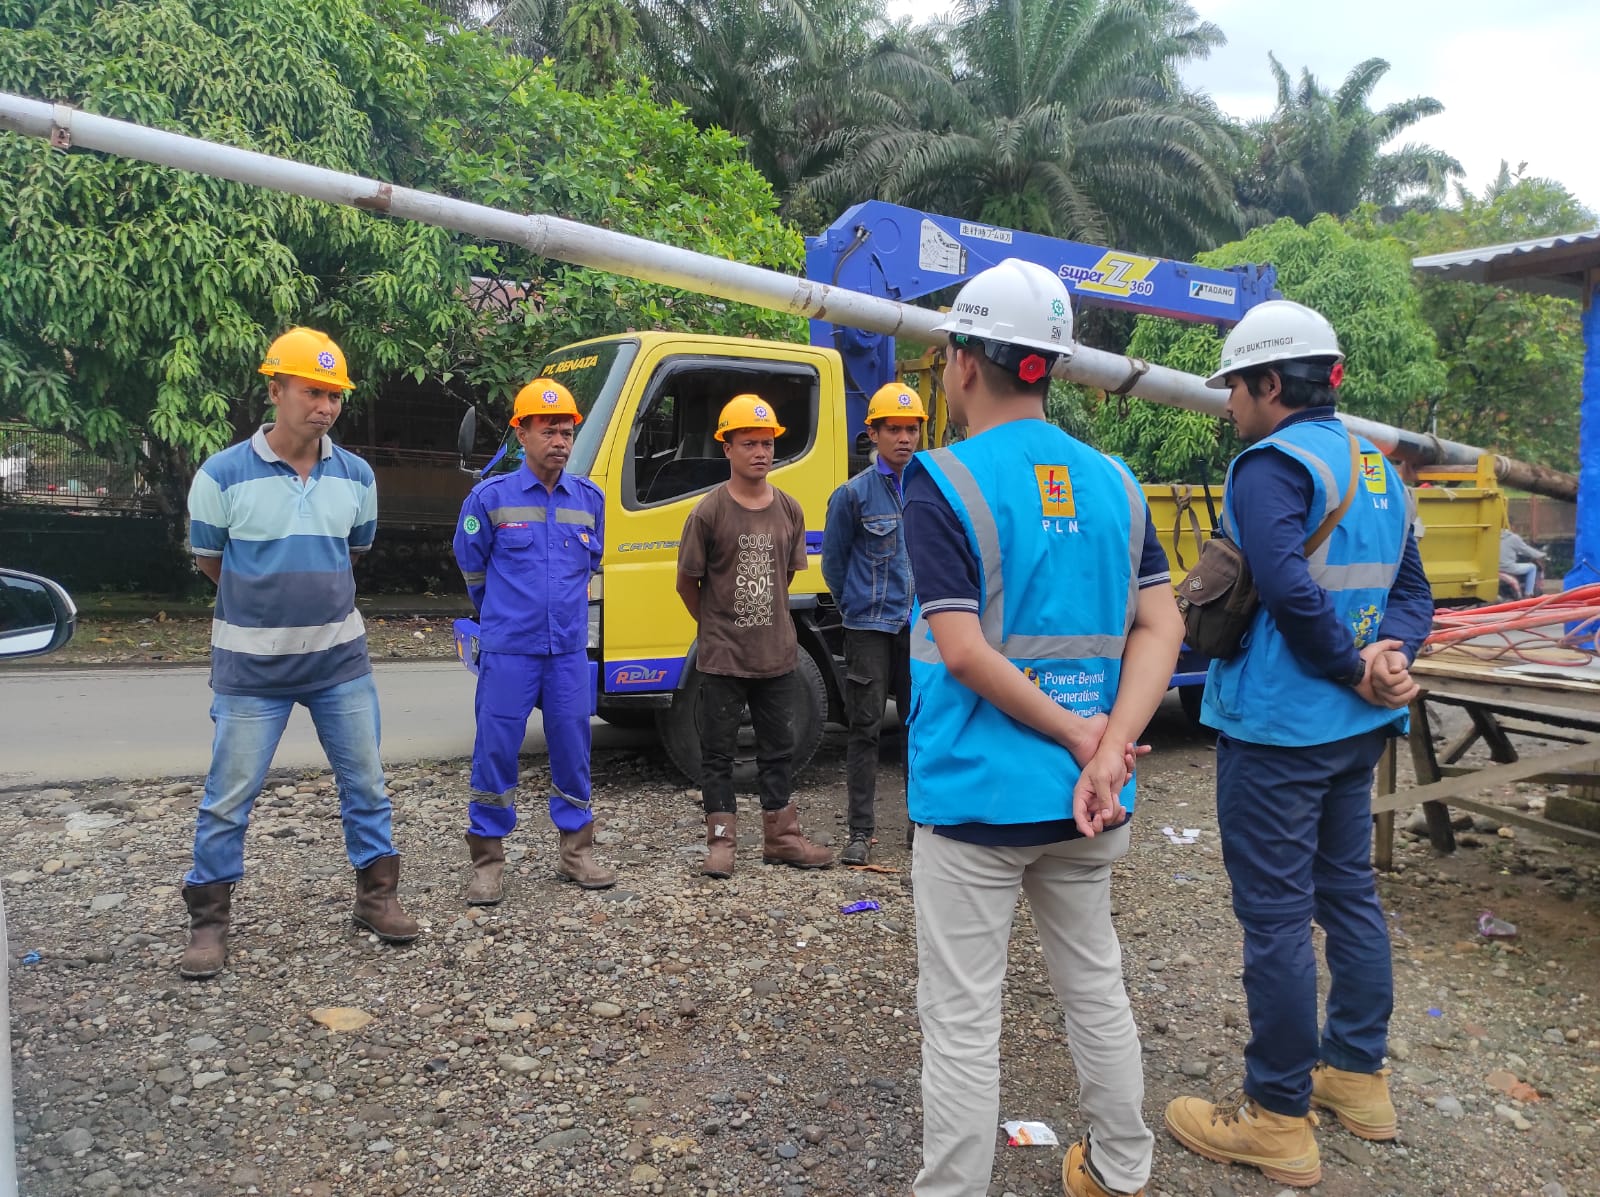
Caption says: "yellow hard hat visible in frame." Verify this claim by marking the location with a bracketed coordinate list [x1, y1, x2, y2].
[715, 394, 786, 442]
[509, 378, 582, 428]
[865, 382, 927, 425]
[258, 327, 353, 391]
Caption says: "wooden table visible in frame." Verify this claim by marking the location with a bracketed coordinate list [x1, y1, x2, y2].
[1372, 649, 1600, 869]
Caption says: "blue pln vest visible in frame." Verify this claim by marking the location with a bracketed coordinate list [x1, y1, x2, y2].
[1200, 417, 1411, 747]
[906, 421, 1145, 826]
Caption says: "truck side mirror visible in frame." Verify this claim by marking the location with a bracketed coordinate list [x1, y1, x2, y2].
[0, 568, 77, 659]
[456, 407, 479, 472]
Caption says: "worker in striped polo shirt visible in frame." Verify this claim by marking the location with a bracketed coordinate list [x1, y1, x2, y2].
[179, 327, 419, 982]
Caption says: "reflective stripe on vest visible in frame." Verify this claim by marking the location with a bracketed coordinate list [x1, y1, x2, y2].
[486, 504, 596, 529]
[1221, 431, 1401, 592]
[908, 446, 1144, 665]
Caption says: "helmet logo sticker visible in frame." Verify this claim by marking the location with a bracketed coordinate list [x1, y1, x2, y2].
[316, 351, 336, 370]
[1050, 299, 1066, 317]
[542, 389, 559, 404]
[753, 404, 769, 419]
[897, 393, 912, 407]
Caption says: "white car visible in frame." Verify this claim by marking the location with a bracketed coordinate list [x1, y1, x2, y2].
[0, 568, 77, 1197]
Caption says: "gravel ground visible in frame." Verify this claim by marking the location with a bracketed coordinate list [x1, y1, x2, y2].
[2, 703, 1596, 1197]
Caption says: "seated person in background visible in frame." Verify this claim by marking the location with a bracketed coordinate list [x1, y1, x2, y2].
[1499, 528, 1546, 598]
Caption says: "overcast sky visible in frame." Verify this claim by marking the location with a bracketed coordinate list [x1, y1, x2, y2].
[883, 0, 1600, 219]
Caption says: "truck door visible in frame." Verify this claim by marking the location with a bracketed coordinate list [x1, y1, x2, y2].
[599, 350, 825, 698]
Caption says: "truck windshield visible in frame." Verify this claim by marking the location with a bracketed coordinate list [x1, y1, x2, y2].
[483, 338, 639, 479]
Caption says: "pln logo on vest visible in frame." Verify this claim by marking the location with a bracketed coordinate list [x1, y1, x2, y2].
[1034, 464, 1078, 531]
[1359, 452, 1387, 495]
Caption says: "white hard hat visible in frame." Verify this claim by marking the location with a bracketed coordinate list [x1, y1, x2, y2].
[936, 258, 1075, 368]
[1206, 299, 1343, 389]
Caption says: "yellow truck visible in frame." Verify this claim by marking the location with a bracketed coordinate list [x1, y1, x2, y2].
[454, 331, 854, 780]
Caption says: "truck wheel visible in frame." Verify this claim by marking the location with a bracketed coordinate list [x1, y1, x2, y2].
[1178, 683, 1205, 728]
[656, 649, 829, 785]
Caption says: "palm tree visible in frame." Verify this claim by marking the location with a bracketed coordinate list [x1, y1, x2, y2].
[798, 0, 1244, 257]
[1237, 55, 1462, 225]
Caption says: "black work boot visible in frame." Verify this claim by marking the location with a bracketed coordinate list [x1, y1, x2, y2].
[841, 832, 871, 866]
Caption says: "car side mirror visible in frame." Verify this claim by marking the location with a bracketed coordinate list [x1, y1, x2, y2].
[456, 406, 479, 471]
[0, 568, 77, 658]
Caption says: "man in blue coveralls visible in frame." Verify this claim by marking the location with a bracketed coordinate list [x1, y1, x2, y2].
[452, 378, 616, 903]
[1164, 301, 1433, 1189]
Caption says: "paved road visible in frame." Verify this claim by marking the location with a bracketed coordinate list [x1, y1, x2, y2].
[0, 662, 652, 789]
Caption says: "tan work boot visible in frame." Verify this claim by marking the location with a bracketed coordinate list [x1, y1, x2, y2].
[178, 882, 233, 980]
[555, 823, 617, 889]
[761, 803, 833, 869]
[352, 855, 421, 943]
[1311, 1063, 1396, 1140]
[464, 833, 505, 905]
[703, 812, 736, 879]
[1062, 1137, 1145, 1197]
[1164, 1094, 1320, 1188]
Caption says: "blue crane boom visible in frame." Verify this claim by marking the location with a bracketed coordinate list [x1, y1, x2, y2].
[805, 201, 1280, 427]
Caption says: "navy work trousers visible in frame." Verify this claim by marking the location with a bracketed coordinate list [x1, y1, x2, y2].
[468, 649, 593, 838]
[1216, 728, 1394, 1117]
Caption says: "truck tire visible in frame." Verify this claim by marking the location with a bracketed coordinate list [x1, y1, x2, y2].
[656, 649, 829, 785]
[1178, 683, 1205, 728]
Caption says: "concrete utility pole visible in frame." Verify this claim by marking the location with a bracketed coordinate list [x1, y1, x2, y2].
[0, 92, 1578, 501]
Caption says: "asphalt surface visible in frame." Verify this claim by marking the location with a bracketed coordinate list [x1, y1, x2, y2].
[0, 661, 653, 789]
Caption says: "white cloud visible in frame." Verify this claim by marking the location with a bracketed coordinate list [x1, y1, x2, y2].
[883, 0, 1600, 218]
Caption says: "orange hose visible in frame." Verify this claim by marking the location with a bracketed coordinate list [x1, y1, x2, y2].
[1422, 583, 1600, 664]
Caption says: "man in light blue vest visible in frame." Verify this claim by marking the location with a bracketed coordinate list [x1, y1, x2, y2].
[903, 260, 1185, 1197]
[1164, 301, 1434, 1189]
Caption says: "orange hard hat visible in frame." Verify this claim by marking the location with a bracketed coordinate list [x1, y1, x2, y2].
[509, 379, 582, 428]
[258, 327, 353, 391]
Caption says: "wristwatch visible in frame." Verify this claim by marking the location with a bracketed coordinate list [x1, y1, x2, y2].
[1341, 657, 1368, 689]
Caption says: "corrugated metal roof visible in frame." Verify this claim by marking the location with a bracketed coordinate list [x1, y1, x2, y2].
[1411, 229, 1600, 299]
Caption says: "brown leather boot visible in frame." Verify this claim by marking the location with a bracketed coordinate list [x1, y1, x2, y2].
[703, 812, 737, 879]
[464, 833, 506, 905]
[555, 822, 617, 890]
[761, 804, 833, 869]
[352, 855, 420, 943]
[179, 882, 232, 980]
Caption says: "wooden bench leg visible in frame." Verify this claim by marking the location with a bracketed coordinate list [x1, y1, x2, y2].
[1407, 696, 1455, 853]
[1374, 738, 1397, 871]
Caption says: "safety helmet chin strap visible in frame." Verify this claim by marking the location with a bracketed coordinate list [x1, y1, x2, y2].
[951, 333, 1062, 386]
[1272, 357, 1344, 388]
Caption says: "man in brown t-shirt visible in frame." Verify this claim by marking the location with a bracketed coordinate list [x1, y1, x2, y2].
[675, 394, 834, 877]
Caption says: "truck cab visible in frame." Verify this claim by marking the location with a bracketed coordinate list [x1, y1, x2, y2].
[455, 331, 855, 780]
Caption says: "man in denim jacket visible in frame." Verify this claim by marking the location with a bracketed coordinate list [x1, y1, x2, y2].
[821, 383, 925, 864]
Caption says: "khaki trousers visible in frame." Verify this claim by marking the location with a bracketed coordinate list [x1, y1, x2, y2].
[911, 823, 1152, 1196]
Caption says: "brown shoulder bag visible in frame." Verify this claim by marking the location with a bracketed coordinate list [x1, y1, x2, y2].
[1176, 434, 1359, 661]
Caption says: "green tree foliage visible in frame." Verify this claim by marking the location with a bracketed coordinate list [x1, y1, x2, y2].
[800, 0, 1242, 257]
[555, 0, 640, 94]
[1374, 166, 1595, 469]
[1095, 215, 1444, 480]
[1236, 56, 1462, 226]
[0, 0, 801, 582]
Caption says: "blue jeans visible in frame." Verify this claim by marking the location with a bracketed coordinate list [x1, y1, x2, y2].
[185, 673, 396, 886]
[1216, 729, 1393, 1117]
